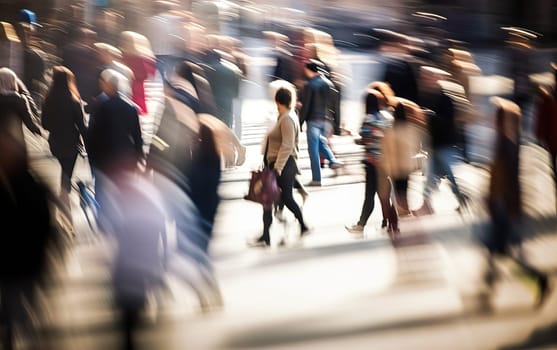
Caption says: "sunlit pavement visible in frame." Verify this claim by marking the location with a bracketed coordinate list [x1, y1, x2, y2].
[20, 44, 557, 349]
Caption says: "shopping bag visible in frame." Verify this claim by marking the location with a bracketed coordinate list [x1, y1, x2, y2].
[244, 167, 281, 209]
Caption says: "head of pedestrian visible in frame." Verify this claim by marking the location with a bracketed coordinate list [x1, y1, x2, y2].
[95, 42, 122, 65]
[99, 68, 130, 99]
[275, 87, 292, 115]
[48, 66, 81, 102]
[420, 66, 451, 92]
[368, 81, 395, 109]
[0, 67, 18, 95]
[364, 88, 387, 115]
[492, 97, 521, 144]
[304, 59, 324, 79]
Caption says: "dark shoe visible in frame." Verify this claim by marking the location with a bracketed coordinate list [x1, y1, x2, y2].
[300, 224, 312, 237]
[247, 235, 270, 247]
[381, 219, 387, 229]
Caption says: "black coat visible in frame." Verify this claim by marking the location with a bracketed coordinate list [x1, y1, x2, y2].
[383, 56, 419, 103]
[41, 97, 86, 159]
[0, 170, 53, 283]
[422, 91, 458, 150]
[87, 95, 144, 174]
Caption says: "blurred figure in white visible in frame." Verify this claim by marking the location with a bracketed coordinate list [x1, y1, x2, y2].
[101, 171, 166, 350]
[146, 0, 184, 78]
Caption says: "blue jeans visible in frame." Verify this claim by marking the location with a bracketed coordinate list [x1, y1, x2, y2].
[307, 120, 337, 182]
[423, 146, 462, 200]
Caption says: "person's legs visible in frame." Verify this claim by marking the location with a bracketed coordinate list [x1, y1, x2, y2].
[413, 150, 439, 215]
[278, 157, 306, 232]
[394, 177, 410, 214]
[378, 172, 398, 232]
[259, 209, 272, 245]
[306, 121, 323, 182]
[358, 164, 378, 226]
[423, 150, 440, 202]
[318, 131, 338, 165]
[438, 147, 464, 202]
[58, 153, 78, 215]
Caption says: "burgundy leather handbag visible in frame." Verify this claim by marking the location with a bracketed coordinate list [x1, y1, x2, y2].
[244, 140, 281, 209]
[244, 167, 281, 209]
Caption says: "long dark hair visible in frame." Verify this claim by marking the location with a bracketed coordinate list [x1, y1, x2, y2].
[44, 66, 81, 103]
[364, 90, 380, 115]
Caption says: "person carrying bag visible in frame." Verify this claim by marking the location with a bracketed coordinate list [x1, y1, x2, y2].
[246, 87, 309, 247]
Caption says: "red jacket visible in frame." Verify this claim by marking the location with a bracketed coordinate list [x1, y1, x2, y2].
[122, 53, 156, 115]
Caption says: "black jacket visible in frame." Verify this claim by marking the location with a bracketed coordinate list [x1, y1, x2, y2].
[0, 170, 53, 283]
[41, 97, 86, 159]
[299, 74, 334, 127]
[422, 91, 457, 150]
[87, 95, 144, 174]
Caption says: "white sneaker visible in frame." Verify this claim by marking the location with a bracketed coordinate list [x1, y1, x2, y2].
[345, 224, 364, 234]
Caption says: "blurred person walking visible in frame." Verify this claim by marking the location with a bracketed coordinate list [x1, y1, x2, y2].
[250, 87, 309, 247]
[299, 60, 343, 186]
[41, 66, 87, 213]
[413, 66, 467, 216]
[0, 105, 56, 350]
[203, 49, 241, 129]
[62, 28, 102, 107]
[146, 0, 184, 77]
[101, 171, 166, 350]
[482, 98, 549, 309]
[0, 22, 24, 78]
[369, 81, 426, 216]
[86, 68, 144, 221]
[14, 12, 48, 106]
[0, 68, 42, 148]
[120, 31, 157, 116]
[150, 62, 222, 238]
[534, 63, 557, 212]
[346, 89, 398, 236]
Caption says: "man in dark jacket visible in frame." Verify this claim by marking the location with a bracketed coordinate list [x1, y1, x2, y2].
[413, 66, 466, 215]
[87, 69, 144, 215]
[62, 28, 102, 106]
[203, 49, 241, 129]
[299, 60, 343, 186]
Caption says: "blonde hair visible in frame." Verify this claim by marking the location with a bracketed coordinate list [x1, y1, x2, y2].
[120, 31, 155, 59]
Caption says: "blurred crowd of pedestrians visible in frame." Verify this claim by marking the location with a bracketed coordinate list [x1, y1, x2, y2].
[0, 1, 556, 349]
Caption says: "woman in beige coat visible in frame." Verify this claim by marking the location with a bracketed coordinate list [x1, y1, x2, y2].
[251, 87, 308, 247]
